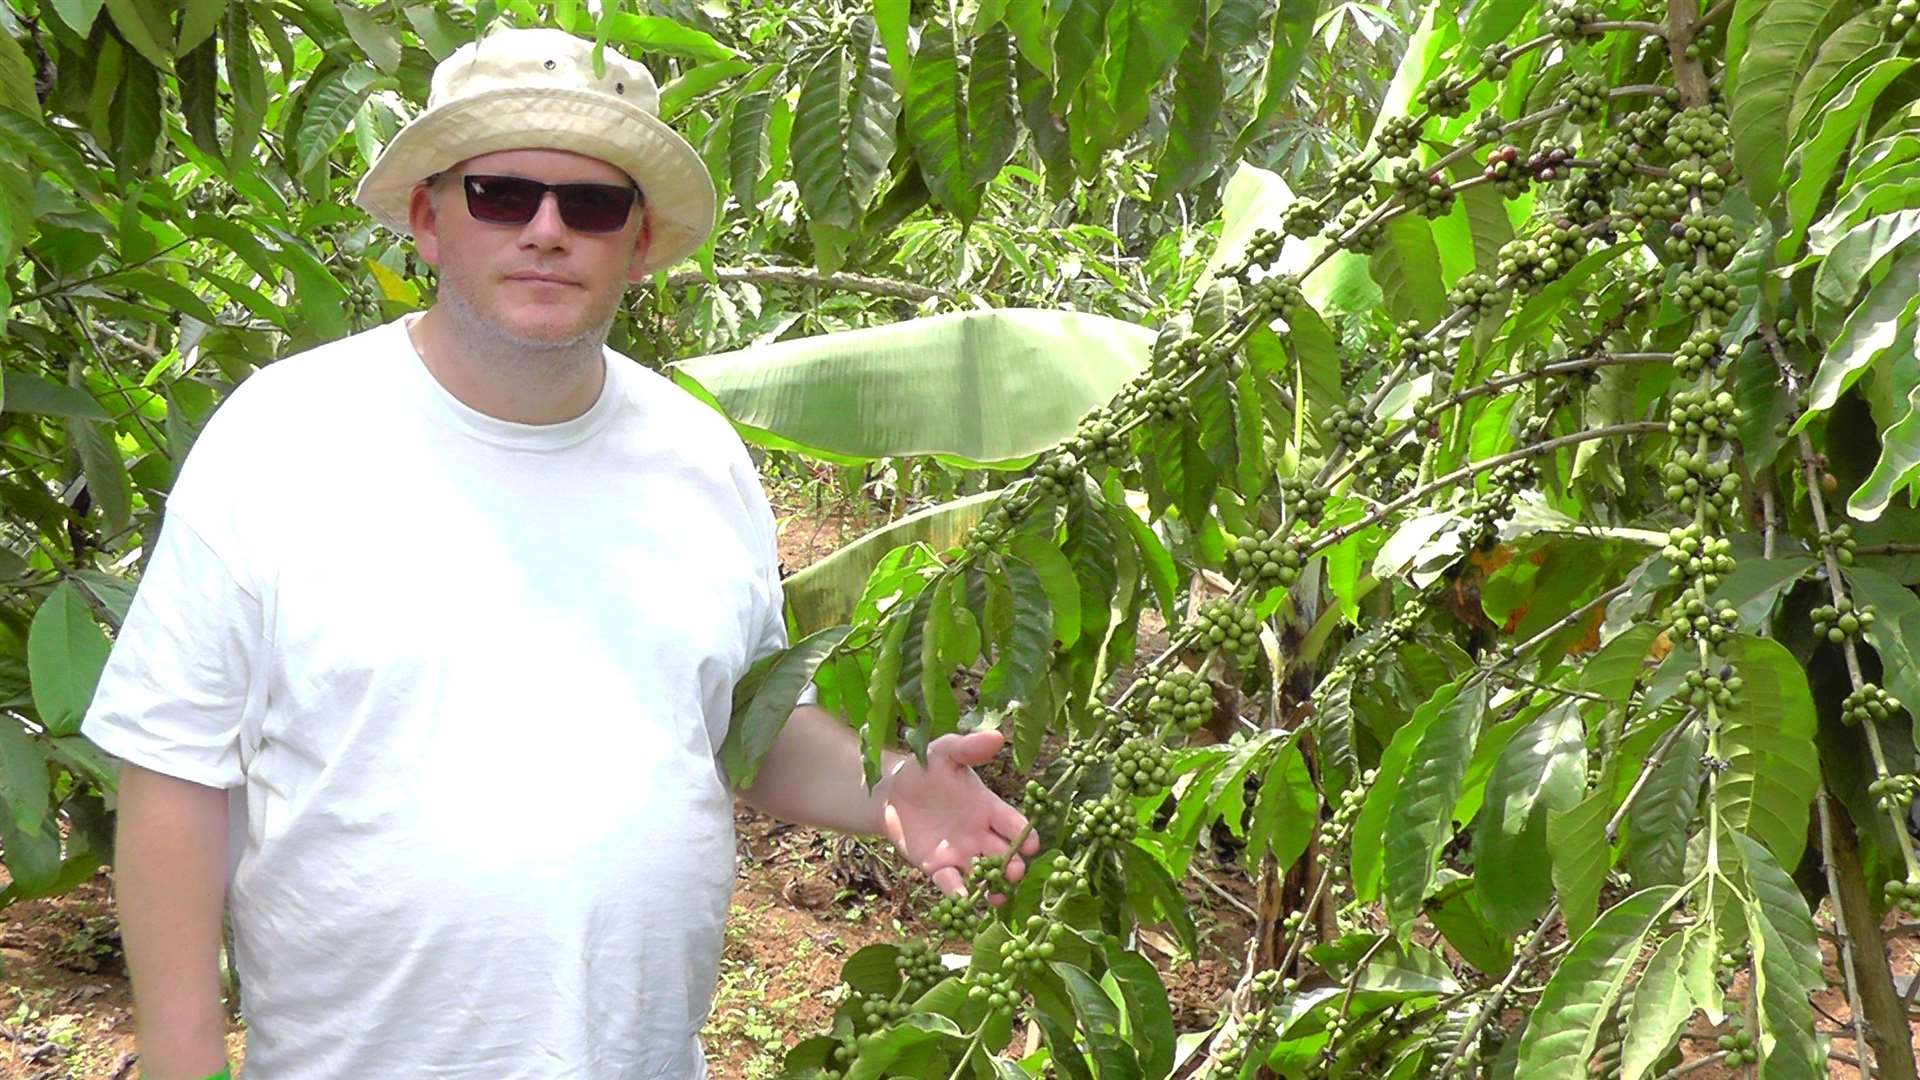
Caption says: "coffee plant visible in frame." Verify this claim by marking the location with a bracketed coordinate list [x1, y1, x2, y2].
[720, 0, 1920, 1076]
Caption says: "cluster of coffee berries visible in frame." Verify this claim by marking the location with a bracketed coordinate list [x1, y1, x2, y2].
[1278, 475, 1330, 523]
[1323, 400, 1385, 450]
[1063, 407, 1124, 470]
[1112, 736, 1171, 795]
[1394, 320, 1444, 368]
[1842, 682, 1901, 726]
[1663, 525, 1736, 590]
[1591, 135, 1638, 183]
[1667, 388, 1743, 442]
[1627, 176, 1689, 222]
[1820, 523, 1859, 564]
[964, 969, 1018, 1016]
[1317, 770, 1374, 854]
[895, 939, 948, 996]
[1229, 528, 1306, 586]
[1147, 670, 1213, 731]
[1681, 265, 1743, 319]
[1666, 594, 1741, 644]
[1684, 666, 1744, 709]
[1195, 598, 1262, 667]
[963, 504, 1018, 558]
[1042, 858, 1090, 899]
[1716, 1027, 1758, 1067]
[1246, 274, 1304, 322]
[1070, 793, 1137, 852]
[849, 992, 911, 1034]
[1673, 328, 1725, 378]
[1332, 596, 1431, 682]
[1447, 271, 1506, 316]
[1332, 201, 1383, 252]
[1890, 0, 1920, 48]
[1887, 877, 1920, 915]
[1662, 448, 1740, 519]
[1465, 110, 1507, 150]
[1546, 0, 1600, 37]
[1527, 145, 1575, 183]
[1871, 773, 1920, 815]
[930, 892, 989, 939]
[967, 853, 1011, 895]
[1683, 23, 1719, 58]
[1663, 106, 1732, 165]
[1379, 115, 1423, 157]
[1499, 219, 1589, 290]
[1480, 43, 1512, 79]
[1673, 161, 1729, 202]
[997, 917, 1060, 975]
[1483, 144, 1529, 197]
[1035, 451, 1084, 500]
[1283, 200, 1330, 240]
[1564, 73, 1608, 124]
[1420, 76, 1471, 118]
[1666, 212, 1738, 264]
[1330, 157, 1373, 201]
[1468, 459, 1538, 543]
[1812, 598, 1874, 643]
[1122, 374, 1181, 421]
[1395, 160, 1456, 218]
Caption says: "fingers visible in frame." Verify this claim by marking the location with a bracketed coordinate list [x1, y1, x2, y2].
[930, 729, 1006, 768]
[989, 800, 1041, 854]
[930, 864, 965, 896]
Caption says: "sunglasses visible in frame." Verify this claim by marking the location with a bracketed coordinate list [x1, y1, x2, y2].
[458, 174, 643, 233]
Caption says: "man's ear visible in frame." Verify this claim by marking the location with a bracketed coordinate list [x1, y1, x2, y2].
[625, 208, 654, 284]
[409, 181, 443, 267]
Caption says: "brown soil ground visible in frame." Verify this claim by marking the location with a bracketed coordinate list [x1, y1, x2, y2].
[2, 494, 1917, 1078]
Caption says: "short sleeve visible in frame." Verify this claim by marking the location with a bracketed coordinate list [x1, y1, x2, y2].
[79, 511, 268, 790]
[734, 454, 819, 709]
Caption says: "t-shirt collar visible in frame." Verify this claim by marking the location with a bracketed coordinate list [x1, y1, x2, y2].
[393, 313, 624, 451]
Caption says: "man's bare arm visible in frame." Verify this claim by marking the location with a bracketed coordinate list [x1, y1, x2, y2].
[737, 704, 904, 835]
[113, 762, 231, 1080]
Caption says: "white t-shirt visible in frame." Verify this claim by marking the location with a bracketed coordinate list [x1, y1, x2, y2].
[82, 314, 800, 1079]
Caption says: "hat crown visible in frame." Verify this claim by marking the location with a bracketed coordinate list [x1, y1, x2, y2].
[428, 27, 660, 116]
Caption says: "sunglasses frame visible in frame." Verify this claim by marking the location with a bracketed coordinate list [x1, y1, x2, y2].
[456, 173, 644, 234]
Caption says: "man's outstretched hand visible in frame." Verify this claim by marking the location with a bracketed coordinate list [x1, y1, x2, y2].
[878, 729, 1041, 905]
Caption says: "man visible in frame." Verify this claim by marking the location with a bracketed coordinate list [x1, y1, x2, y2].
[80, 27, 1038, 1080]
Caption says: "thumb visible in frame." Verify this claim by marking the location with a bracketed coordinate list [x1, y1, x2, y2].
[934, 729, 1006, 767]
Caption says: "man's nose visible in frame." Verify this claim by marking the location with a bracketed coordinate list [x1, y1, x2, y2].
[519, 191, 571, 245]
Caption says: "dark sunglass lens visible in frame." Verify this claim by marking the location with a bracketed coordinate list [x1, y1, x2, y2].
[557, 184, 636, 232]
[464, 175, 545, 224]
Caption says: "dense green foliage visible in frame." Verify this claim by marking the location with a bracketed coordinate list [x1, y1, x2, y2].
[8, 0, 1920, 1078]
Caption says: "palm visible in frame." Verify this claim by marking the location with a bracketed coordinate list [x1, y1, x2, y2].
[880, 730, 1041, 903]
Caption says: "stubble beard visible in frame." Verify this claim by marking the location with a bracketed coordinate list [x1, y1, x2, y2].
[437, 267, 622, 377]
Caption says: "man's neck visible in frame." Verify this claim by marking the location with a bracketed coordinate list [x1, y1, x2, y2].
[406, 305, 607, 425]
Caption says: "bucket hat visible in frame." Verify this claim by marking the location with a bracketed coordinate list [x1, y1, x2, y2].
[353, 27, 716, 275]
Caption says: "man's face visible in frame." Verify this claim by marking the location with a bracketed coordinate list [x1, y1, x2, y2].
[408, 148, 652, 351]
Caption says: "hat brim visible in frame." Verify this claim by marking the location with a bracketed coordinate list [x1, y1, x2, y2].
[353, 87, 716, 276]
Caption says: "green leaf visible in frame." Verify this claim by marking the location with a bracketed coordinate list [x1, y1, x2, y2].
[1787, 13, 1884, 137]
[27, 582, 113, 737]
[918, 577, 960, 737]
[1353, 678, 1465, 902]
[109, 54, 161, 182]
[1100, 0, 1197, 135]
[1426, 869, 1513, 974]
[1009, 533, 1080, 649]
[1228, 0, 1316, 158]
[904, 21, 981, 226]
[782, 494, 996, 635]
[722, 625, 852, 789]
[864, 616, 909, 783]
[1103, 943, 1175, 1079]
[1734, 833, 1825, 1080]
[1369, 214, 1449, 327]
[103, 0, 171, 68]
[1844, 566, 1920, 740]
[1249, 740, 1316, 871]
[1730, 0, 1846, 206]
[1795, 248, 1920, 430]
[335, 1, 399, 72]
[967, 26, 1019, 186]
[0, 372, 108, 420]
[176, 38, 221, 160]
[48, 0, 106, 36]
[68, 417, 131, 535]
[1384, 680, 1487, 936]
[1579, 624, 1657, 704]
[1473, 700, 1586, 933]
[600, 14, 738, 60]
[1705, 555, 1817, 631]
[979, 559, 1051, 711]
[1622, 722, 1703, 888]
[1812, 208, 1920, 334]
[176, 0, 225, 55]
[1514, 887, 1678, 1080]
[0, 721, 50, 836]
[224, 2, 266, 163]
[294, 64, 385, 177]
[727, 87, 773, 213]
[1052, 962, 1144, 1080]
[1849, 378, 1920, 521]
[1052, 0, 1113, 108]
[1150, 21, 1222, 200]
[671, 308, 1150, 468]
[1715, 635, 1821, 870]
[1546, 785, 1611, 939]
[792, 20, 898, 232]
[1501, 244, 1630, 358]
[1783, 57, 1916, 246]
[1620, 931, 1692, 1080]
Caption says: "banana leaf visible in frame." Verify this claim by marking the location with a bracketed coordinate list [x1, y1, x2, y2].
[783, 490, 1000, 634]
[670, 307, 1151, 468]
